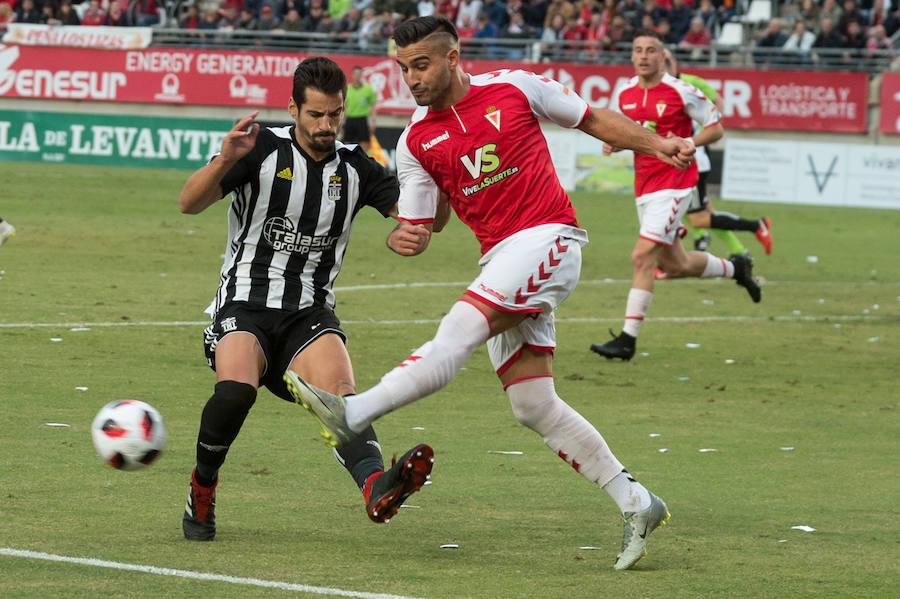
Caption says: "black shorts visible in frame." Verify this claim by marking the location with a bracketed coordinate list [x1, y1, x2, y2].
[342, 117, 369, 144]
[686, 171, 710, 214]
[203, 302, 346, 402]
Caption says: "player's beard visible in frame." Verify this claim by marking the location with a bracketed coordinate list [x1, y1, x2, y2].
[308, 133, 336, 154]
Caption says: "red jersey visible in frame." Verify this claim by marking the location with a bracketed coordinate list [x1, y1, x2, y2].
[612, 72, 721, 197]
[396, 69, 590, 255]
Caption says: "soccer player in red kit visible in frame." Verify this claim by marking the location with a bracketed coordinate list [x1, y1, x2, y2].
[286, 16, 693, 570]
[590, 29, 762, 362]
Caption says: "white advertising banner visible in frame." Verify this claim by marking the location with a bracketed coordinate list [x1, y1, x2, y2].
[2, 24, 153, 49]
[722, 138, 900, 210]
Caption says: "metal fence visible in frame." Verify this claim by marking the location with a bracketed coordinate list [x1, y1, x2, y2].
[150, 27, 898, 74]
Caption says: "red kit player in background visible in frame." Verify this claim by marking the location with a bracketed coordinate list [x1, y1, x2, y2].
[286, 16, 693, 570]
[591, 29, 762, 362]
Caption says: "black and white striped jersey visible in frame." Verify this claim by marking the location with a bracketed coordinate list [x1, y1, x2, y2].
[206, 125, 398, 316]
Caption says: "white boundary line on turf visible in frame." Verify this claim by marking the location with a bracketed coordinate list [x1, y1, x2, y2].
[0, 314, 892, 329]
[0, 547, 424, 599]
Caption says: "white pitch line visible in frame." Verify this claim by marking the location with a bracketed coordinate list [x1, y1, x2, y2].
[0, 313, 892, 329]
[0, 547, 424, 599]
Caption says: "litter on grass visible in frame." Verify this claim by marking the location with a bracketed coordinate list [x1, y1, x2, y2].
[70, 327, 91, 332]
[411, 426, 425, 430]
[75, 386, 88, 391]
[45, 423, 70, 427]
[488, 450, 524, 455]
[50, 338, 62, 342]
[806, 256, 819, 263]
[685, 343, 701, 348]
[440, 544, 459, 549]
[725, 359, 735, 364]
[678, 376, 690, 381]
[658, 448, 671, 453]
[699, 448, 718, 452]
[791, 525, 816, 532]
[578, 546, 601, 550]
[780, 447, 795, 451]
[648, 433, 661, 437]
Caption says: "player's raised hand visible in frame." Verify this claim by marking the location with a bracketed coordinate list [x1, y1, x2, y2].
[387, 221, 432, 256]
[219, 111, 260, 163]
[655, 134, 695, 170]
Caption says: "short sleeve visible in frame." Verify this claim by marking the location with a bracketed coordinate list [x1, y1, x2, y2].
[682, 84, 722, 129]
[506, 70, 590, 129]
[396, 126, 440, 223]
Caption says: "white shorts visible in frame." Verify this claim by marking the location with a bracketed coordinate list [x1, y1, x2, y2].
[636, 187, 693, 247]
[464, 223, 588, 375]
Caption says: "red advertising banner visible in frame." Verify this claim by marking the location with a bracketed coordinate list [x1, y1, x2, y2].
[0, 43, 868, 132]
[878, 72, 900, 135]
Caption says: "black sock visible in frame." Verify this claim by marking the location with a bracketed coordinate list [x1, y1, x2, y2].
[335, 423, 384, 490]
[195, 380, 257, 486]
[710, 212, 759, 232]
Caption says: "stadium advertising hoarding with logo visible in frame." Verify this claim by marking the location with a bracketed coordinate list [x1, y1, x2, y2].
[721, 138, 900, 209]
[0, 109, 232, 169]
[0, 43, 869, 133]
[878, 72, 900, 135]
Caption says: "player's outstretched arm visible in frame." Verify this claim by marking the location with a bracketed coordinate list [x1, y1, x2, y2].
[179, 112, 260, 214]
[579, 108, 695, 169]
[387, 221, 433, 256]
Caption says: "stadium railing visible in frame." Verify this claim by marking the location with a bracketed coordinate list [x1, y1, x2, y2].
[149, 28, 899, 74]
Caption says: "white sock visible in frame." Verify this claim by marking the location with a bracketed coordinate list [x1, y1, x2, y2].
[602, 470, 652, 514]
[701, 253, 735, 278]
[622, 288, 653, 338]
[507, 377, 629, 491]
[345, 301, 490, 432]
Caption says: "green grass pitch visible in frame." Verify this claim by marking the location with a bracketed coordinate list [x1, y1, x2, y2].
[1, 162, 898, 598]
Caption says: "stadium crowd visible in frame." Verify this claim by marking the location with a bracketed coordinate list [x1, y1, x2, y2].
[1, 0, 897, 61]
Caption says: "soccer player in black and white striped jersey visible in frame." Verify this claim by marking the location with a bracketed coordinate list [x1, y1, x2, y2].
[178, 57, 434, 541]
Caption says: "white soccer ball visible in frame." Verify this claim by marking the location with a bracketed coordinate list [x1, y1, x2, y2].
[91, 400, 166, 471]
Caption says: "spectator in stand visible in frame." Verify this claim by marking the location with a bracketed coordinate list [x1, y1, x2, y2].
[814, 16, 845, 49]
[335, 5, 362, 39]
[39, 2, 56, 23]
[541, 11, 565, 57]
[782, 19, 816, 63]
[302, 1, 323, 29]
[502, 9, 533, 56]
[606, 13, 633, 48]
[561, 13, 586, 58]
[843, 19, 867, 49]
[15, 0, 41, 23]
[656, 17, 679, 43]
[820, 0, 843, 30]
[53, 0, 79, 24]
[634, 0, 664, 30]
[218, 4, 242, 29]
[435, 0, 461, 21]
[418, 0, 436, 15]
[329, 0, 351, 18]
[679, 15, 711, 48]
[0, 2, 14, 28]
[278, 6, 304, 29]
[667, 0, 691, 39]
[456, 0, 482, 27]
[838, 0, 863, 35]
[236, 7, 257, 29]
[457, 10, 476, 34]
[474, 8, 497, 35]
[716, 1, 734, 26]
[523, 0, 548, 35]
[129, 0, 160, 26]
[356, 7, 381, 48]
[584, 11, 609, 58]
[778, 1, 798, 31]
[865, 23, 894, 53]
[693, 0, 717, 32]
[754, 17, 787, 66]
[865, 0, 887, 30]
[884, 6, 900, 37]
[315, 8, 338, 33]
[618, 0, 642, 29]
[481, 0, 508, 29]
[544, 0, 575, 32]
[796, 0, 819, 31]
[105, 0, 129, 25]
[198, 7, 220, 29]
[178, 4, 200, 28]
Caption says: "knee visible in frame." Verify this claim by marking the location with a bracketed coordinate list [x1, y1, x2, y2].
[508, 379, 560, 433]
[201, 381, 257, 438]
[631, 248, 655, 272]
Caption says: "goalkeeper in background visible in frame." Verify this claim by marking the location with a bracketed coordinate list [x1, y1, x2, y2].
[663, 49, 772, 265]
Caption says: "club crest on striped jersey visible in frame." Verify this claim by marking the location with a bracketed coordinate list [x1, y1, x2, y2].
[484, 106, 501, 131]
[327, 175, 342, 201]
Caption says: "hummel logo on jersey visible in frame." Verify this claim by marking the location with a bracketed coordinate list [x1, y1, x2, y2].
[623, 103, 637, 109]
[276, 167, 293, 181]
[485, 109, 501, 131]
[422, 130, 450, 151]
